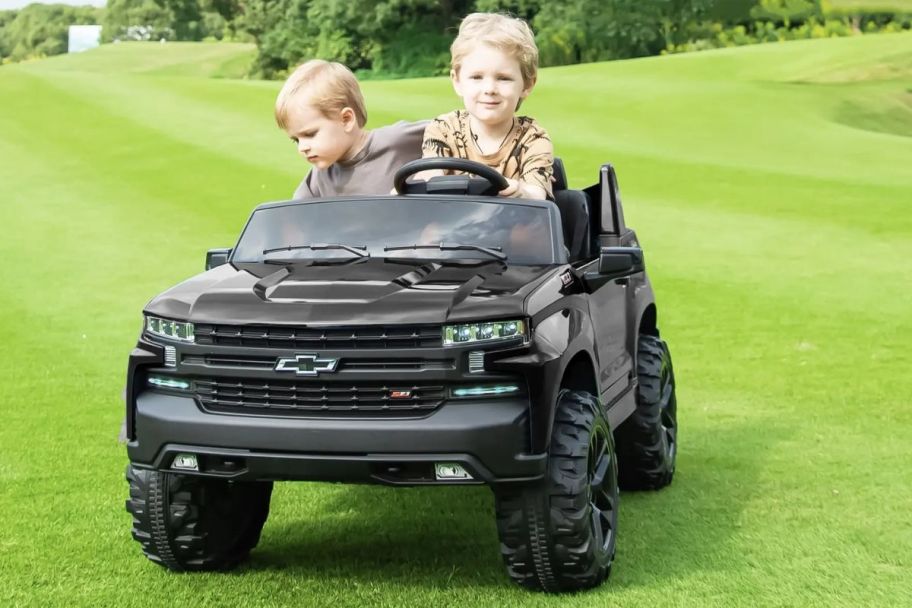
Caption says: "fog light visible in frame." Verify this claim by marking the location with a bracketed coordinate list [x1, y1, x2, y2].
[172, 453, 198, 471]
[435, 463, 472, 480]
[148, 375, 190, 390]
[452, 384, 520, 398]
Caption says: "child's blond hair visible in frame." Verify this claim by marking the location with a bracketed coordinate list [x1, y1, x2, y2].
[450, 13, 539, 89]
[275, 60, 368, 130]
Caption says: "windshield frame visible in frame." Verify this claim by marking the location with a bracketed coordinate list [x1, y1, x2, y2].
[229, 195, 568, 266]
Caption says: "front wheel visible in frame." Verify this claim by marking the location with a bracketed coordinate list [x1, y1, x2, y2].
[125, 465, 273, 571]
[494, 389, 618, 592]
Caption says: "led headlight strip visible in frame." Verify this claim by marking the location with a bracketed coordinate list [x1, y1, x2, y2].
[443, 319, 526, 347]
[146, 316, 195, 343]
[147, 375, 191, 390]
[452, 385, 521, 398]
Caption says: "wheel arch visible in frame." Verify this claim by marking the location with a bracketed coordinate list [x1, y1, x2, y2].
[560, 350, 599, 397]
[530, 345, 599, 454]
[638, 303, 658, 338]
[629, 275, 658, 359]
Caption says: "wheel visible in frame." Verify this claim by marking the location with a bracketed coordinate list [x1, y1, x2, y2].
[494, 389, 618, 592]
[616, 334, 678, 490]
[125, 465, 273, 571]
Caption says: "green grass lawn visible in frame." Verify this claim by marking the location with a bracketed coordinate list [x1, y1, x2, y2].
[828, 0, 912, 12]
[1, 35, 910, 607]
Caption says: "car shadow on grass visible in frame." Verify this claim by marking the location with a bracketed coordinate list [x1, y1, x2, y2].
[608, 413, 794, 591]
[243, 484, 507, 589]
[242, 415, 791, 592]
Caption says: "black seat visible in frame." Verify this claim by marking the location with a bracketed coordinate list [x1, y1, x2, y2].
[552, 157, 591, 262]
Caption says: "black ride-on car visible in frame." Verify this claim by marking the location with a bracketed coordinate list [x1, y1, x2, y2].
[124, 158, 678, 592]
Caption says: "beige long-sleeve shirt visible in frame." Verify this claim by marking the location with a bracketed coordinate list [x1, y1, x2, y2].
[421, 110, 553, 198]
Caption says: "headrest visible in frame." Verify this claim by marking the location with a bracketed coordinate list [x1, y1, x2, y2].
[552, 157, 568, 192]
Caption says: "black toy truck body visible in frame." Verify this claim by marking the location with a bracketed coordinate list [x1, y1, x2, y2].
[125, 159, 678, 592]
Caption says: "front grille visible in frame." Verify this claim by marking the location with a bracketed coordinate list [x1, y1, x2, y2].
[195, 378, 446, 417]
[183, 355, 454, 372]
[194, 324, 442, 349]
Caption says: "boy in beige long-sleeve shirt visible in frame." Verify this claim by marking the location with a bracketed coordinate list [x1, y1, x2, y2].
[421, 13, 553, 200]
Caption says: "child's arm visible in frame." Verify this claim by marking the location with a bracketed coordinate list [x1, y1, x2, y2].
[499, 179, 548, 200]
[413, 118, 452, 182]
[293, 173, 317, 199]
[504, 123, 554, 200]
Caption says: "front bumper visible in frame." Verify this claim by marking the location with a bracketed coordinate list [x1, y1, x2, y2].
[127, 391, 546, 486]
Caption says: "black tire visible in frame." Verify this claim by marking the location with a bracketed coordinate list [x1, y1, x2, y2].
[125, 465, 273, 571]
[616, 334, 678, 490]
[494, 389, 618, 592]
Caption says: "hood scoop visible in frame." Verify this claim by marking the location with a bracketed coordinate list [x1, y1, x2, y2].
[393, 262, 443, 288]
[252, 266, 291, 301]
[446, 274, 486, 316]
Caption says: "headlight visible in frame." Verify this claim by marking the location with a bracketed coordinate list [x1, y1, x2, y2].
[443, 319, 527, 347]
[145, 316, 194, 343]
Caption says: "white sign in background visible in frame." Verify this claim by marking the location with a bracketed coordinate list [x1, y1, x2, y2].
[68, 25, 102, 54]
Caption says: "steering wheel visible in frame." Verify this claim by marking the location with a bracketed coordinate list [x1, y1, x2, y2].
[393, 158, 510, 196]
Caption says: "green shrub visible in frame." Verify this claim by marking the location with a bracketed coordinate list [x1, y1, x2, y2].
[102, 0, 174, 42]
[666, 6, 908, 56]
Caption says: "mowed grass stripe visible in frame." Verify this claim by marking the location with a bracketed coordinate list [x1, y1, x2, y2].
[9, 66, 299, 195]
[0, 70, 291, 258]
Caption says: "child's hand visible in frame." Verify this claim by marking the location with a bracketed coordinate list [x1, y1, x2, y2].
[499, 179, 548, 200]
[498, 178, 520, 198]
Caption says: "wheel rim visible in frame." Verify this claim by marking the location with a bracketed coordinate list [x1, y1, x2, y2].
[660, 359, 677, 467]
[587, 427, 617, 554]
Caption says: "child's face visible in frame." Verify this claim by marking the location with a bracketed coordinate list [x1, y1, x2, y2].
[284, 101, 360, 169]
[452, 44, 534, 128]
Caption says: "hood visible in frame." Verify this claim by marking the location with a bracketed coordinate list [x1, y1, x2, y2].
[144, 258, 562, 325]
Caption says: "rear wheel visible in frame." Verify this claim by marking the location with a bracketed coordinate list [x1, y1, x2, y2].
[494, 389, 618, 592]
[616, 334, 678, 490]
[125, 465, 272, 571]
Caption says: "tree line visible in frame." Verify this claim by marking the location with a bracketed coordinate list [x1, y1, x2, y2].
[2, 0, 909, 74]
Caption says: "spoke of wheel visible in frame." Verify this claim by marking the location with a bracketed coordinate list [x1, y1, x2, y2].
[590, 450, 610, 491]
[590, 503, 605, 547]
[660, 375, 674, 412]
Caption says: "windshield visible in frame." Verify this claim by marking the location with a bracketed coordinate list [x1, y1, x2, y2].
[232, 198, 560, 265]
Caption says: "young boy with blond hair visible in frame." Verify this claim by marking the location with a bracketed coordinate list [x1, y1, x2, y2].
[422, 13, 553, 200]
[275, 60, 426, 198]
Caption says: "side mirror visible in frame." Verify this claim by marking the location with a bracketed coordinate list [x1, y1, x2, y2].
[598, 246, 643, 277]
[583, 247, 644, 292]
[206, 248, 232, 270]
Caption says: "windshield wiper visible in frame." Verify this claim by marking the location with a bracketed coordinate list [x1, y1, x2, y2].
[262, 243, 369, 260]
[262, 257, 369, 266]
[383, 242, 507, 261]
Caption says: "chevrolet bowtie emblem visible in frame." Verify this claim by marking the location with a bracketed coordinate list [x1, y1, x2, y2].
[274, 354, 339, 376]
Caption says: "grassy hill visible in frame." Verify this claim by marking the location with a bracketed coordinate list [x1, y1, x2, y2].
[1, 34, 910, 607]
[26, 41, 257, 78]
